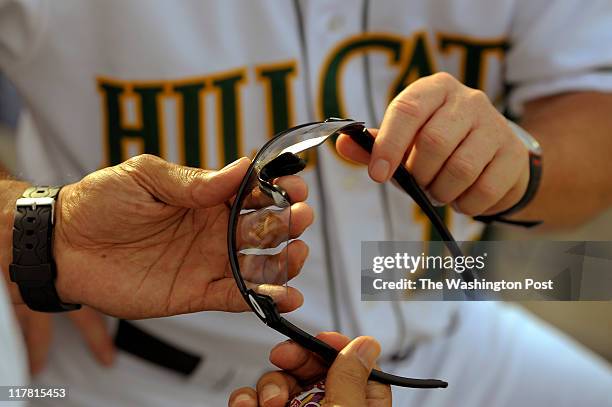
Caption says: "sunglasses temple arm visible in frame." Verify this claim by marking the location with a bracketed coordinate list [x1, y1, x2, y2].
[345, 128, 475, 283]
[271, 316, 448, 388]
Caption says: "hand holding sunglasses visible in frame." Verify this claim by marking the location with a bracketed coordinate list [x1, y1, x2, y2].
[228, 118, 484, 389]
[229, 332, 392, 407]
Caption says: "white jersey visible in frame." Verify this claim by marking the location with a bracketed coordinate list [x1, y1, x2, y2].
[0, 281, 28, 399]
[1, 0, 611, 406]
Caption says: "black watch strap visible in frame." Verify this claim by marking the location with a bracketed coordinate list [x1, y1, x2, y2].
[9, 186, 81, 312]
[473, 121, 543, 228]
[474, 151, 543, 228]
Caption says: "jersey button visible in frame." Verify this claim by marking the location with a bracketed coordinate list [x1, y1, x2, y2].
[327, 14, 345, 31]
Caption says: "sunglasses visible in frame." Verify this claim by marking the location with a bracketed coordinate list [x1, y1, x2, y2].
[228, 118, 475, 389]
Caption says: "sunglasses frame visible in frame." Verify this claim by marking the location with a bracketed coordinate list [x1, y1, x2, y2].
[228, 118, 476, 389]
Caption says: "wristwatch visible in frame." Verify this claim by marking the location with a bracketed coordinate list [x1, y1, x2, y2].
[9, 186, 81, 312]
[473, 120, 543, 227]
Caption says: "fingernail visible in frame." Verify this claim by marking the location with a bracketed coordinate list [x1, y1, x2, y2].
[451, 201, 462, 213]
[221, 157, 248, 172]
[262, 383, 281, 403]
[424, 190, 444, 207]
[370, 159, 390, 182]
[232, 393, 255, 407]
[356, 338, 380, 369]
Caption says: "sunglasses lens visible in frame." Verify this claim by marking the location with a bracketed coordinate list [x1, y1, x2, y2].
[235, 180, 291, 291]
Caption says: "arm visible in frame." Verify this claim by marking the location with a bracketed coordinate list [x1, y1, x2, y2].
[1, 155, 312, 316]
[515, 91, 612, 229]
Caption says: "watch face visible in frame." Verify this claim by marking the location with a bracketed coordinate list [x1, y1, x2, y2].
[507, 120, 543, 155]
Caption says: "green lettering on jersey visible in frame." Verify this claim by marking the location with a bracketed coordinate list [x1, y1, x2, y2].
[175, 82, 206, 167]
[438, 35, 508, 89]
[211, 71, 245, 165]
[320, 35, 404, 120]
[391, 32, 435, 96]
[98, 82, 163, 165]
[257, 63, 297, 135]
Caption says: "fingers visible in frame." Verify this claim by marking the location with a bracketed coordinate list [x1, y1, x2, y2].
[228, 371, 301, 407]
[425, 127, 498, 204]
[68, 307, 115, 366]
[336, 129, 378, 165]
[251, 285, 304, 313]
[229, 387, 258, 407]
[406, 101, 473, 188]
[454, 141, 528, 216]
[481, 169, 529, 215]
[370, 73, 453, 182]
[269, 332, 351, 381]
[340, 71, 531, 217]
[255, 371, 300, 407]
[324, 336, 381, 406]
[201, 279, 304, 313]
[120, 154, 250, 209]
[239, 240, 309, 285]
[237, 202, 313, 250]
[241, 175, 308, 209]
[365, 371, 393, 407]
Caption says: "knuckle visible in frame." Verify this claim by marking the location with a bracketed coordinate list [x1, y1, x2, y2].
[125, 153, 158, 167]
[417, 125, 449, 153]
[454, 199, 479, 216]
[442, 106, 462, 123]
[467, 89, 490, 107]
[474, 180, 501, 203]
[328, 368, 367, 391]
[508, 138, 527, 160]
[445, 155, 478, 181]
[389, 97, 422, 120]
[432, 71, 456, 87]
[121, 154, 165, 176]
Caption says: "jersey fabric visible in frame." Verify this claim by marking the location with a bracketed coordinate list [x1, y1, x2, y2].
[1, 0, 612, 406]
[0, 282, 28, 406]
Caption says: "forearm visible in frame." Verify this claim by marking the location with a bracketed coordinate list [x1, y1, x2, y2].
[1, 177, 30, 304]
[515, 92, 612, 229]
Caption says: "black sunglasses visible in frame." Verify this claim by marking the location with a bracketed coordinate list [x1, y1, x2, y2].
[228, 118, 475, 389]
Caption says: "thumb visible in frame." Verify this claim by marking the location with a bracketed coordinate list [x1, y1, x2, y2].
[130, 155, 250, 208]
[189, 157, 251, 207]
[324, 336, 381, 406]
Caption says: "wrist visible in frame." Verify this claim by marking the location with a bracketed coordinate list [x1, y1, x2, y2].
[0, 180, 32, 305]
[52, 183, 80, 305]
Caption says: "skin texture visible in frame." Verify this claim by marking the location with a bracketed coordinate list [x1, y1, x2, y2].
[228, 332, 392, 407]
[1, 155, 313, 372]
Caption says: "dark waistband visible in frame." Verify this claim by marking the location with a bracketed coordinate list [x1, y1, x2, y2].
[114, 319, 202, 376]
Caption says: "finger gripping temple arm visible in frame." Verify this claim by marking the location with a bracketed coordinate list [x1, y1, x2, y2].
[274, 316, 448, 388]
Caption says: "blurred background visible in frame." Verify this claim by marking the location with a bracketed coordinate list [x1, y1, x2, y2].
[1, 70, 610, 362]
[489, 220, 612, 362]
[0, 72, 19, 172]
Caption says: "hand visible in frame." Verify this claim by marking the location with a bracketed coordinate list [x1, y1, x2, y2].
[229, 332, 391, 407]
[53, 154, 313, 319]
[337, 72, 530, 216]
[14, 306, 114, 374]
